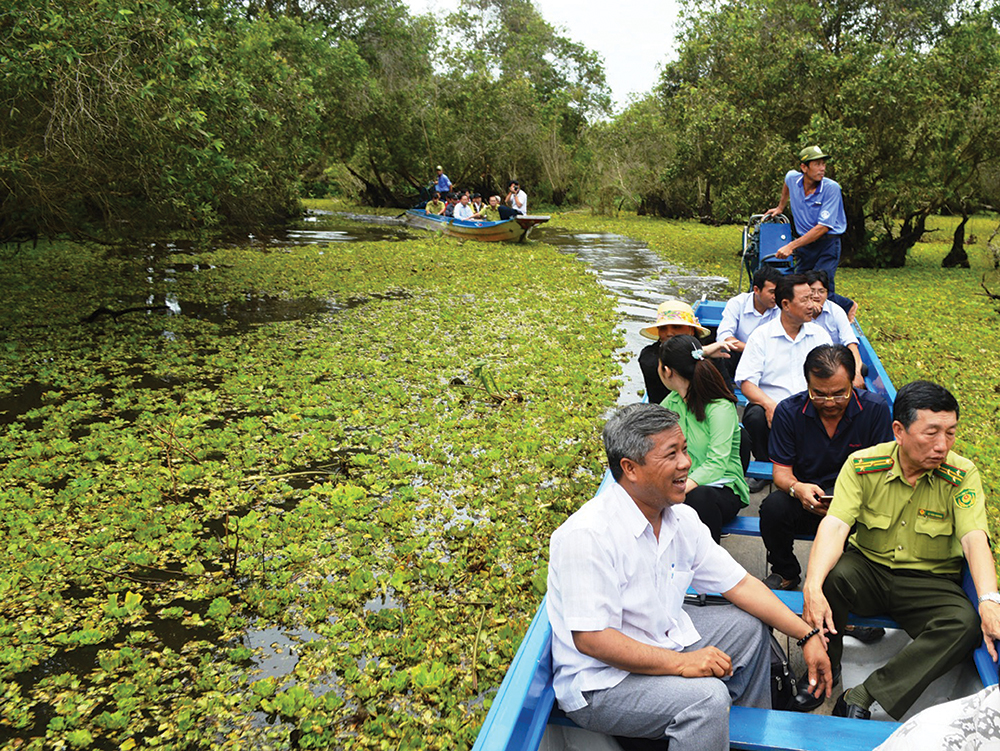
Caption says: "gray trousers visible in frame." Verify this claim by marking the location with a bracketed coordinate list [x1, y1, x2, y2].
[565, 603, 771, 751]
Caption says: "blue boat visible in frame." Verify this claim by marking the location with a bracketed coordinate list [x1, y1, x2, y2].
[404, 209, 549, 242]
[471, 300, 997, 751]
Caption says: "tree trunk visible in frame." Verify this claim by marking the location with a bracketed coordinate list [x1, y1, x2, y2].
[871, 213, 928, 268]
[839, 194, 868, 266]
[942, 213, 971, 268]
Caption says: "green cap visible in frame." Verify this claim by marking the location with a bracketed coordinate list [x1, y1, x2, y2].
[799, 146, 830, 163]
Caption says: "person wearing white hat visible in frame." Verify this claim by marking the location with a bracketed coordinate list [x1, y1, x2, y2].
[638, 300, 733, 404]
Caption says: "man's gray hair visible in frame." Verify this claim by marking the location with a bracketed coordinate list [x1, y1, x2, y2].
[603, 403, 681, 482]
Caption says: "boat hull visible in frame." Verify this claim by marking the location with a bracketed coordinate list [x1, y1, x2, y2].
[404, 209, 549, 242]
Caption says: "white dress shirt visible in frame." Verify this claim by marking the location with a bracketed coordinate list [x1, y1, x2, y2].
[734, 317, 832, 402]
[453, 202, 474, 220]
[716, 292, 779, 343]
[812, 300, 858, 346]
[547, 482, 746, 712]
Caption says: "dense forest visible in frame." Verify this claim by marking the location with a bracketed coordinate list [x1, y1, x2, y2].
[3, 0, 1000, 264]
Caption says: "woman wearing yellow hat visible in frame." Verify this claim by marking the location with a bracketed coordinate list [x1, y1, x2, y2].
[638, 300, 733, 403]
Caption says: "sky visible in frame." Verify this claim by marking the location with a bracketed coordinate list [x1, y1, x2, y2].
[404, 0, 683, 111]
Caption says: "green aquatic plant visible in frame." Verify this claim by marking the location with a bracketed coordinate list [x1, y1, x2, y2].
[0, 226, 622, 748]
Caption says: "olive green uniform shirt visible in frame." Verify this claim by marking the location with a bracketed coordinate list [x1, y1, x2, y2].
[477, 205, 502, 222]
[829, 440, 987, 575]
[426, 200, 446, 215]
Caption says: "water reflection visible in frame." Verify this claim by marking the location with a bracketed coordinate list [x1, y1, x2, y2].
[534, 228, 730, 403]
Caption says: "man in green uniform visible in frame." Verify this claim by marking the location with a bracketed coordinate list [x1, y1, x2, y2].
[802, 380, 1000, 720]
[425, 192, 446, 215]
[472, 194, 502, 222]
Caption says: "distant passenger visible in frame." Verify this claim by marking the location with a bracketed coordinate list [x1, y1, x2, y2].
[734, 274, 832, 462]
[470, 193, 484, 215]
[473, 195, 502, 222]
[425, 191, 446, 216]
[805, 270, 864, 388]
[453, 194, 475, 220]
[638, 301, 733, 405]
[716, 266, 782, 373]
[507, 181, 527, 215]
[443, 192, 459, 218]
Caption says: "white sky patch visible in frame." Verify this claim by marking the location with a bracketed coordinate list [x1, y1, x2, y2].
[404, 0, 682, 112]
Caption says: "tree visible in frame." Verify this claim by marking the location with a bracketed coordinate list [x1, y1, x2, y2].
[652, 0, 1000, 266]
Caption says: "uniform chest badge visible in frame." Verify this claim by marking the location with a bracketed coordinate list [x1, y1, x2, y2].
[917, 508, 945, 520]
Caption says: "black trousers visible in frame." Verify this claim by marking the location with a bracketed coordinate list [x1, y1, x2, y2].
[759, 489, 825, 579]
[686, 485, 744, 543]
[742, 403, 770, 462]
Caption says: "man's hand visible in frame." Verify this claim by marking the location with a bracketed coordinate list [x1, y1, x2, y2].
[723, 337, 746, 353]
[852, 371, 865, 389]
[676, 647, 733, 678]
[774, 243, 794, 259]
[800, 638, 833, 700]
[764, 400, 778, 427]
[763, 207, 783, 218]
[979, 601, 1000, 661]
[794, 483, 830, 517]
[703, 340, 735, 360]
[802, 586, 837, 645]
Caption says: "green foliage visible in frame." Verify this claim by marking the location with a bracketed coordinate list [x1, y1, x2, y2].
[0, 221, 621, 748]
[0, 0, 368, 239]
[621, 0, 1000, 266]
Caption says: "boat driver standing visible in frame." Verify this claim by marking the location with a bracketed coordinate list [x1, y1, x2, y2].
[547, 403, 832, 750]
[802, 380, 1000, 719]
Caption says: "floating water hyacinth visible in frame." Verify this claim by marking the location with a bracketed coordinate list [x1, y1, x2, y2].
[0, 219, 621, 749]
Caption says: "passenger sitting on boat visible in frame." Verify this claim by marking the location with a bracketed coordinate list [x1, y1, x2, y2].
[506, 180, 527, 215]
[716, 265, 782, 375]
[802, 380, 1000, 721]
[638, 300, 733, 405]
[425, 191, 446, 216]
[472, 195, 502, 222]
[805, 270, 864, 388]
[547, 403, 832, 750]
[735, 274, 832, 463]
[470, 193, 484, 215]
[443, 192, 459, 217]
[453, 194, 475, 220]
[758, 344, 892, 597]
[657, 336, 749, 542]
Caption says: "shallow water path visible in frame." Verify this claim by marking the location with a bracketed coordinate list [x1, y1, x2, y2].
[534, 227, 729, 402]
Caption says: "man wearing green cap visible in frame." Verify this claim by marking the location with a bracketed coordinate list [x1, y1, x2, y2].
[764, 147, 849, 308]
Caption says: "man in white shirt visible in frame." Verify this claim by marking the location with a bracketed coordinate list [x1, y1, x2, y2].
[806, 270, 864, 388]
[734, 273, 832, 462]
[548, 403, 832, 750]
[506, 180, 527, 215]
[453, 194, 475, 220]
[716, 265, 783, 373]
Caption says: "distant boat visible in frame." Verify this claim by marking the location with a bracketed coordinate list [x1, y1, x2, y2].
[404, 209, 549, 243]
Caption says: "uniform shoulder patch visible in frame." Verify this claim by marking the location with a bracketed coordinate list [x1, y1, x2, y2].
[934, 462, 967, 487]
[852, 455, 894, 474]
[955, 489, 976, 509]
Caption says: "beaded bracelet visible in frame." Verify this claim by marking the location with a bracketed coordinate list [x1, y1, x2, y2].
[796, 627, 820, 647]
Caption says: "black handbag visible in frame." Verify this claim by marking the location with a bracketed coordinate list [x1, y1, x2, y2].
[769, 633, 798, 710]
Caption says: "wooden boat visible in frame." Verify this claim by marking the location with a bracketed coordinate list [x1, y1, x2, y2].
[404, 209, 549, 242]
[472, 301, 998, 751]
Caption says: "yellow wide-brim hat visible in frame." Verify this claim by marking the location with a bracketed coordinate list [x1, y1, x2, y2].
[639, 300, 710, 340]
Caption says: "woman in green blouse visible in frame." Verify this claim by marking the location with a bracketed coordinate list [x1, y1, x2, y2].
[658, 334, 749, 541]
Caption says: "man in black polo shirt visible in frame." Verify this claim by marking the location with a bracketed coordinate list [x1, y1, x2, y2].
[759, 344, 892, 593]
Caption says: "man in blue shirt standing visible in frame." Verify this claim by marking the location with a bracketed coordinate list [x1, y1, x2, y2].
[764, 146, 849, 301]
[434, 165, 451, 196]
